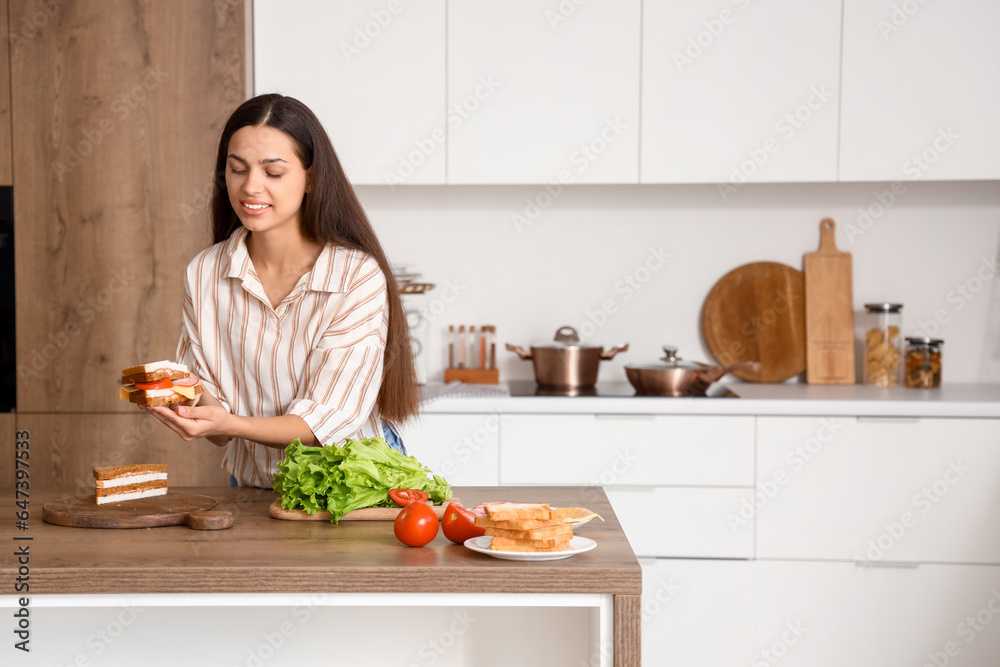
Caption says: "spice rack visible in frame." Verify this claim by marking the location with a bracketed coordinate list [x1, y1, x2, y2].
[444, 324, 499, 384]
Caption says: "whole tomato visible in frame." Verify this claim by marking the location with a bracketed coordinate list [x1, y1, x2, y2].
[441, 502, 486, 544]
[394, 502, 439, 547]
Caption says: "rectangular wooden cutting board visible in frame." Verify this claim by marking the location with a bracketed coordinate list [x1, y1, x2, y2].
[804, 218, 856, 384]
[269, 497, 459, 521]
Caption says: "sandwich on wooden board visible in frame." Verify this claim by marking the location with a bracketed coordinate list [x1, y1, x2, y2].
[94, 464, 168, 504]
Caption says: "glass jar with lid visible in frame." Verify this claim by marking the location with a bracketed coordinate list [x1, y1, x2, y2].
[863, 303, 903, 387]
[904, 336, 943, 388]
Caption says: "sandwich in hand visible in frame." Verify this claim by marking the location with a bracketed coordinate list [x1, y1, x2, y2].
[120, 360, 203, 406]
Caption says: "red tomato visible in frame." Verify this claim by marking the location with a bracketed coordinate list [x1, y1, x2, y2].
[389, 488, 429, 506]
[441, 502, 486, 544]
[135, 379, 173, 390]
[394, 502, 439, 547]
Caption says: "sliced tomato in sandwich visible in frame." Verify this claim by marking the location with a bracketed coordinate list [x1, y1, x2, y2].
[135, 379, 173, 390]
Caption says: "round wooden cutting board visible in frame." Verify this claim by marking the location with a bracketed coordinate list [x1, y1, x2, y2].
[701, 262, 806, 383]
[43, 493, 233, 530]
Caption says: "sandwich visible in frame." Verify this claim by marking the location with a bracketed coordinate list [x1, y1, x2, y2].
[474, 503, 573, 553]
[120, 360, 202, 406]
[94, 464, 168, 504]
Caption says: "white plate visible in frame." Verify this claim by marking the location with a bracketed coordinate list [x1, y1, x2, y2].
[464, 536, 597, 561]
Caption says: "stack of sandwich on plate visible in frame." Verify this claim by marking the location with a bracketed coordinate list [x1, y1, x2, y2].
[474, 503, 572, 552]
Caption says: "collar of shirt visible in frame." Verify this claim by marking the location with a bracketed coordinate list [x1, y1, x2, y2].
[222, 227, 347, 306]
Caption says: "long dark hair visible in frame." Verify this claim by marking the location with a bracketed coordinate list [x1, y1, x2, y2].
[210, 93, 419, 424]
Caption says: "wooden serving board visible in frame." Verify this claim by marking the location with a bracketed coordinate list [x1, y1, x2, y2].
[702, 261, 806, 382]
[269, 497, 459, 522]
[43, 493, 233, 530]
[804, 218, 856, 384]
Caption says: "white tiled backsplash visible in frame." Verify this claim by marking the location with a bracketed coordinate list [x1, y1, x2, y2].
[360, 181, 1000, 384]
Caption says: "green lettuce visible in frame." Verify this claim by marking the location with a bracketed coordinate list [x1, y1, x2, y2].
[273, 437, 452, 523]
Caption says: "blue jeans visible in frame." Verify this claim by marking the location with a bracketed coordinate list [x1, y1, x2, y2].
[382, 420, 406, 454]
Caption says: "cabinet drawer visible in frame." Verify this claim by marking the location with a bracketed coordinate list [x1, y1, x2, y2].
[756, 417, 1000, 564]
[400, 413, 500, 486]
[640, 558, 757, 667]
[756, 560, 1000, 667]
[607, 487, 754, 559]
[500, 414, 754, 486]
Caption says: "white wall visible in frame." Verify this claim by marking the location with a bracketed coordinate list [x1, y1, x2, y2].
[359, 181, 1000, 384]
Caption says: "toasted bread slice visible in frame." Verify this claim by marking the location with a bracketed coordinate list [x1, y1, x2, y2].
[94, 464, 167, 480]
[489, 536, 572, 552]
[485, 524, 573, 541]
[121, 360, 192, 384]
[483, 502, 554, 522]
[474, 515, 562, 530]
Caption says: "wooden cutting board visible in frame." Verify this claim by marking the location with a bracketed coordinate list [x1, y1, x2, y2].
[43, 493, 233, 530]
[804, 218, 856, 384]
[269, 497, 460, 522]
[702, 262, 806, 382]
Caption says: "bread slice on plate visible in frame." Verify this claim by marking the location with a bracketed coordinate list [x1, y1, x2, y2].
[482, 523, 573, 541]
[482, 502, 555, 522]
[489, 535, 572, 552]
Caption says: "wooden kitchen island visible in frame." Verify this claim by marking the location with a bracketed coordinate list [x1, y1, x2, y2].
[3, 486, 641, 666]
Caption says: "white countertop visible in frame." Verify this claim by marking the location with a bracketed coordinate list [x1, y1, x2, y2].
[419, 382, 1000, 418]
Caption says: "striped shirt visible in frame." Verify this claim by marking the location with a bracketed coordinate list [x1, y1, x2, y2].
[175, 226, 387, 487]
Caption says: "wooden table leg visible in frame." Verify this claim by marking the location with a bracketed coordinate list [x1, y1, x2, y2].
[614, 594, 641, 667]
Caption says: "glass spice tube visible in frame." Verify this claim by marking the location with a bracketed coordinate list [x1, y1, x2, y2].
[863, 303, 903, 387]
[904, 336, 943, 388]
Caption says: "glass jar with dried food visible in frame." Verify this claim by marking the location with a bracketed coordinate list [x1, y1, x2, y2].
[904, 336, 942, 388]
[863, 303, 903, 387]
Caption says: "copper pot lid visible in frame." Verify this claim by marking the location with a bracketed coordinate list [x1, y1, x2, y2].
[624, 346, 708, 371]
[530, 326, 603, 351]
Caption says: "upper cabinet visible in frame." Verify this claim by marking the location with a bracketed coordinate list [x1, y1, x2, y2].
[254, 0, 446, 185]
[254, 1, 1000, 185]
[840, 0, 1000, 181]
[641, 0, 842, 184]
[447, 0, 641, 184]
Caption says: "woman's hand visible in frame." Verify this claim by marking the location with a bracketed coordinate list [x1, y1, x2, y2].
[139, 387, 232, 447]
[141, 403, 233, 445]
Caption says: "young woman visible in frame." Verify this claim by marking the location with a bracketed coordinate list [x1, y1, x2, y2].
[141, 93, 419, 487]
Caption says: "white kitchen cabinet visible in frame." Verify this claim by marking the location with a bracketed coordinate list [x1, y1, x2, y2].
[756, 417, 1000, 564]
[840, 0, 1000, 181]
[755, 560, 1000, 667]
[447, 0, 641, 184]
[641, 558, 758, 666]
[608, 487, 754, 558]
[640, 0, 841, 185]
[499, 414, 755, 486]
[399, 413, 500, 486]
[254, 0, 447, 185]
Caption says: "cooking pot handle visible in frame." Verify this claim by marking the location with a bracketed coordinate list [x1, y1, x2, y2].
[505, 343, 533, 360]
[705, 360, 761, 383]
[600, 343, 630, 360]
[554, 326, 580, 343]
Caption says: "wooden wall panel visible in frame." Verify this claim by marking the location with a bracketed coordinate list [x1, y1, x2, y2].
[11, 0, 245, 412]
[14, 413, 230, 490]
[0, 0, 11, 185]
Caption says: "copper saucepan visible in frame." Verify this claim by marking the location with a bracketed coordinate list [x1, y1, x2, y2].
[506, 326, 629, 388]
[625, 346, 760, 396]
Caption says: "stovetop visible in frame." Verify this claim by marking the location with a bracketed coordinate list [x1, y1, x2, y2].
[505, 380, 740, 398]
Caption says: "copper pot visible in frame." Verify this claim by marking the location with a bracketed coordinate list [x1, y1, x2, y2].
[625, 346, 760, 396]
[506, 326, 629, 388]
